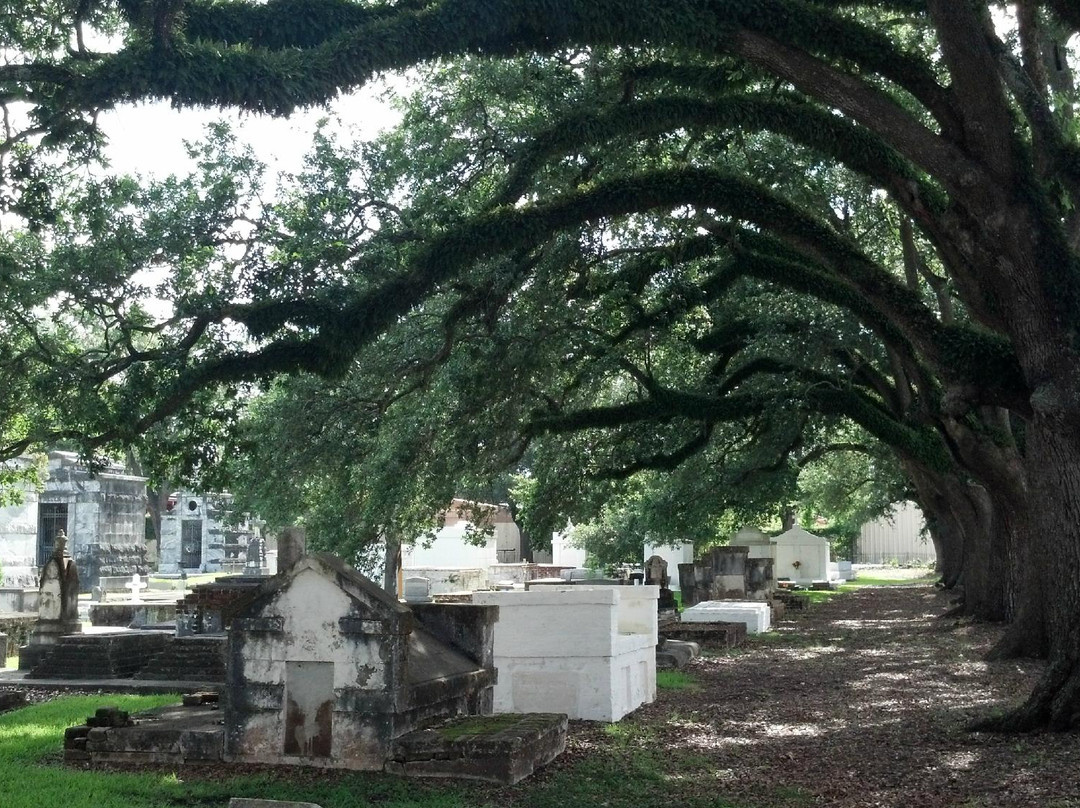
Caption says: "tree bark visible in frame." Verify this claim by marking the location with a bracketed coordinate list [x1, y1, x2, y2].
[382, 533, 400, 597]
[978, 408, 1080, 730]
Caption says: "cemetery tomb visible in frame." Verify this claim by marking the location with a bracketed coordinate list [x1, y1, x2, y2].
[400, 567, 486, 596]
[681, 600, 772, 634]
[644, 555, 677, 611]
[678, 545, 775, 606]
[659, 616, 747, 649]
[472, 585, 658, 722]
[744, 556, 775, 600]
[772, 526, 831, 584]
[225, 553, 498, 769]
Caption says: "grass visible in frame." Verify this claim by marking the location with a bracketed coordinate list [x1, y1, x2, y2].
[656, 670, 700, 691]
[435, 713, 522, 740]
[3, 655, 16, 671]
[789, 573, 938, 605]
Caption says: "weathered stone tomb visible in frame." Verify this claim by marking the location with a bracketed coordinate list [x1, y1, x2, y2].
[224, 553, 498, 769]
[678, 545, 775, 607]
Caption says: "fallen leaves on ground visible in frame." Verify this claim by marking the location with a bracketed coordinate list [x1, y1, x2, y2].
[517, 583, 1079, 808]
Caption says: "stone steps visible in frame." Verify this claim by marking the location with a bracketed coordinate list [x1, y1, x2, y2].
[136, 636, 227, 682]
[27, 632, 170, 679]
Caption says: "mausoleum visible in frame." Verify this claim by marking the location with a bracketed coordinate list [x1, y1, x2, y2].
[225, 553, 498, 769]
[772, 526, 831, 584]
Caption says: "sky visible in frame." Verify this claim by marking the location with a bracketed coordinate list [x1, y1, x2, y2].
[97, 78, 405, 181]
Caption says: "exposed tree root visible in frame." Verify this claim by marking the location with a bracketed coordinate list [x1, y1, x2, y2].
[938, 602, 967, 620]
[985, 617, 1046, 661]
[970, 661, 1080, 732]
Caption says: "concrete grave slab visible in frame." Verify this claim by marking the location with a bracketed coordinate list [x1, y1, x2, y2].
[681, 600, 772, 633]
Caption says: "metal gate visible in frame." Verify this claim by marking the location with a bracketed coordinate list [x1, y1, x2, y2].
[181, 520, 203, 569]
[37, 503, 68, 566]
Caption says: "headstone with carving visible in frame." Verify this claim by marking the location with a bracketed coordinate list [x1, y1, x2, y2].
[644, 555, 677, 611]
[19, 530, 82, 669]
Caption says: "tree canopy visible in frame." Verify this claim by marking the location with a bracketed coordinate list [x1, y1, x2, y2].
[3, 0, 1080, 732]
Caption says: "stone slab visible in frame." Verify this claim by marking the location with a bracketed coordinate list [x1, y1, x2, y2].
[388, 713, 567, 785]
[65, 703, 224, 765]
[680, 601, 771, 633]
[0, 691, 26, 713]
[659, 620, 746, 649]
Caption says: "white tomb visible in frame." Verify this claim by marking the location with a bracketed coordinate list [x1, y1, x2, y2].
[772, 526, 831, 585]
[472, 585, 658, 722]
[681, 600, 772, 634]
[400, 566, 486, 595]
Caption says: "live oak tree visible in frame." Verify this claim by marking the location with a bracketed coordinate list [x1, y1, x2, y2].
[3, 1, 1080, 731]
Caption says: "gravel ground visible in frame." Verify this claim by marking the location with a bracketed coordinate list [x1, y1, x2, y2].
[539, 582, 1079, 808]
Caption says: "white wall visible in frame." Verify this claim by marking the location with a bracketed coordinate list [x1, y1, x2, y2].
[402, 522, 499, 568]
[857, 501, 933, 564]
[642, 541, 694, 591]
[0, 492, 38, 587]
[551, 528, 589, 569]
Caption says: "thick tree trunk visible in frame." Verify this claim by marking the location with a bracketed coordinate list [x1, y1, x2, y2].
[383, 534, 401, 597]
[975, 414, 1080, 730]
[905, 468, 964, 588]
[779, 506, 797, 531]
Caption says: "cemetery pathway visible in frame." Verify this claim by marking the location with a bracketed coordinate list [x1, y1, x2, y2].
[515, 580, 1078, 808]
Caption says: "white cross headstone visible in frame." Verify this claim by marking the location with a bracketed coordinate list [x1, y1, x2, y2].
[125, 573, 147, 603]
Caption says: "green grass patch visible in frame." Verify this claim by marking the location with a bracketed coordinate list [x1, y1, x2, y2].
[846, 575, 936, 587]
[794, 590, 835, 605]
[533, 723, 737, 808]
[788, 574, 938, 607]
[3, 655, 16, 670]
[0, 694, 179, 764]
[656, 670, 701, 691]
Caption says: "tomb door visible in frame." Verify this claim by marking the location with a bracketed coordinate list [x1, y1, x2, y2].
[284, 661, 334, 758]
[37, 503, 68, 566]
[181, 520, 203, 568]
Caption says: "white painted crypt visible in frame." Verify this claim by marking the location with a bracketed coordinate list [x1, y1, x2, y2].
[472, 585, 658, 722]
[772, 526, 831, 584]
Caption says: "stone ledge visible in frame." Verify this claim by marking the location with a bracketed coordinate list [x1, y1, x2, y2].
[388, 713, 567, 785]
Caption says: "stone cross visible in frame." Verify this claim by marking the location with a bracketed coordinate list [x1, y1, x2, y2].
[125, 573, 147, 602]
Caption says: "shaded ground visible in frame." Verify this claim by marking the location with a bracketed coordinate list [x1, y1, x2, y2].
[516, 579, 1079, 808]
[5, 578, 1077, 808]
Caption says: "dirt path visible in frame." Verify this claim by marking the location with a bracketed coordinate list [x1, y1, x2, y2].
[551, 583, 1079, 807]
